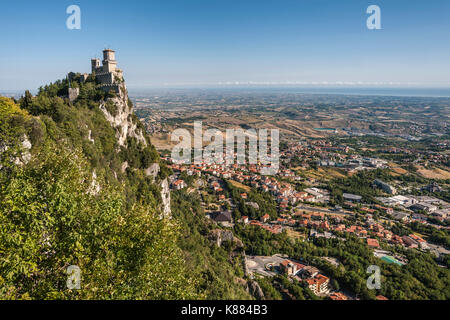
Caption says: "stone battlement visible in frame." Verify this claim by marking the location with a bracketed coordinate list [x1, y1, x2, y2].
[67, 49, 125, 99]
[91, 49, 124, 93]
[99, 83, 121, 94]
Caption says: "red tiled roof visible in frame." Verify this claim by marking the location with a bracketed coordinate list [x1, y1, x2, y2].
[330, 292, 348, 300]
[409, 234, 425, 243]
[367, 238, 380, 248]
[306, 274, 329, 286]
[280, 260, 291, 267]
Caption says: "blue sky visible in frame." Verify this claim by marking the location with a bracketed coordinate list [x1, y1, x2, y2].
[1, 0, 449, 90]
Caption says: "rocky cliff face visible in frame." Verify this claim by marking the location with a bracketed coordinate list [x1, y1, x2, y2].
[0, 134, 31, 169]
[98, 85, 171, 217]
[208, 229, 243, 249]
[247, 280, 265, 300]
[160, 178, 171, 217]
[98, 85, 147, 149]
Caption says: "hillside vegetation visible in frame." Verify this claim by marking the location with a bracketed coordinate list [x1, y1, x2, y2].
[0, 76, 249, 299]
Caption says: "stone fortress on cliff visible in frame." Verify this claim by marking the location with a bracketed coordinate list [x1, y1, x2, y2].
[68, 49, 124, 101]
[91, 49, 124, 93]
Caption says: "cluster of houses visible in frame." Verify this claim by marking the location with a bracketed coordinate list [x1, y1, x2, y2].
[239, 214, 283, 234]
[167, 160, 330, 210]
[401, 234, 429, 250]
[161, 143, 449, 301]
[318, 156, 388, 171]
[280, 140, 388, 172]
[254, 179, 330, 208]
[254, 255, 390, 300]
[279, 259, 331, 296]
[181, 162, 441, 257]
[239, 203, 437, 259]
[377, 194, 449, 222]
[164, 146, 448, 266]
[277, 258, 352, 298]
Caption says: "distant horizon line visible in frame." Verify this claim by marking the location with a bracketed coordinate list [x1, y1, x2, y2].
[128, 83, 450, 88]
[3, 84, 450, 99]
[3, 81, 450, 91]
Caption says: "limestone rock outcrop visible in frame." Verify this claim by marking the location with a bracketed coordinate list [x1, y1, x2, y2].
[99, 86, 147, 149]
[160, 178, 171, 217]
[209, 229, 244, 249]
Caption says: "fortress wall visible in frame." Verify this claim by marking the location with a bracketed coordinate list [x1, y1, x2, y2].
[99, 84, 121, 94]
[96, 72, 114, 85]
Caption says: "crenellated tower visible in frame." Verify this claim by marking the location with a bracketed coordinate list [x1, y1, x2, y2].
[91, 58, 101, 73]
[90, 49, 124, 94]
[102, 49, 117, 73]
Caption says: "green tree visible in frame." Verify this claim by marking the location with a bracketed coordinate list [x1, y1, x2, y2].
[0, 143, 197, 300]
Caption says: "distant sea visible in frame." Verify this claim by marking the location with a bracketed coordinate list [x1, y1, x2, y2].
[129, 86, 450, 98]
[4, 86, 450, 99]
[204, 86, 450, 98]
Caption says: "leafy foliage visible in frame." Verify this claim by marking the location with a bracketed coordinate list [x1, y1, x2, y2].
[0, 144, 197, 299]
[0, 77, 192, 299]
[171, 190, 252, 299]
